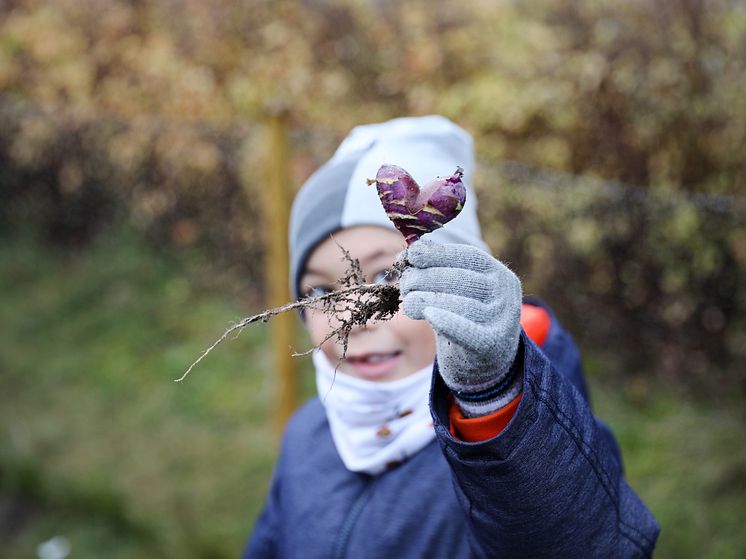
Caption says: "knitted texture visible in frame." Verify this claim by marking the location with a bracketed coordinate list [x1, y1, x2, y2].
[400, 240, 523, 417]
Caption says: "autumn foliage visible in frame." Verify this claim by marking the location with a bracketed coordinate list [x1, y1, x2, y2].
[1, 0, 744, 389]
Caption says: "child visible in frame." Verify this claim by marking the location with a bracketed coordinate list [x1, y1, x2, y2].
[244, 116, 659, 558]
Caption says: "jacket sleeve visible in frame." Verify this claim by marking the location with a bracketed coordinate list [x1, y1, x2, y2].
[430, 328, 660, 558]
[243, 468, 281, 559]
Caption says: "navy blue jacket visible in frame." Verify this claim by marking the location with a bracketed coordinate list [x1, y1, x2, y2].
[244, 307, 659, 558]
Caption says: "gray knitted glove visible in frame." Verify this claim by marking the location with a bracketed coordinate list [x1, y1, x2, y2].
[400, 240, 523, 417]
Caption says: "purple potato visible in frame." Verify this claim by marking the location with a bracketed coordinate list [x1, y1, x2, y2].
[371, 164, 466, 245]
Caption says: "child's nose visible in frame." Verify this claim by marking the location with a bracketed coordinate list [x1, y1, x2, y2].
[331, 292, 379, 333]
[348, 317, 375, 336]
[355, 290, 390, 333]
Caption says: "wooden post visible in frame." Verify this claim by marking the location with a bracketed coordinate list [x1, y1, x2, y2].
[261, 106, 297, 435]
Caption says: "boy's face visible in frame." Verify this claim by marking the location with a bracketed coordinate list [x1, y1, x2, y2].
[300, 226, 436, 382]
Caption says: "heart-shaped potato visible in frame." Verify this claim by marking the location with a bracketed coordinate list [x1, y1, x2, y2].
[370, 164, 466, 244]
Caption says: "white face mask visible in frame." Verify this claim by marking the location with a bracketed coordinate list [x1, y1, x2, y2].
[314, 350, 436, 476]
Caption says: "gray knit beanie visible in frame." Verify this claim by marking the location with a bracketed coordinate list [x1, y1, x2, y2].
[289, 115, 488, 299]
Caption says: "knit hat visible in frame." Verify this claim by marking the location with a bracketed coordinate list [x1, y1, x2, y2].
[289, 115, 488, 299]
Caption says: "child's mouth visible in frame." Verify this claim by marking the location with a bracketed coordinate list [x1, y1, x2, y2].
[345, 351, 402, 380]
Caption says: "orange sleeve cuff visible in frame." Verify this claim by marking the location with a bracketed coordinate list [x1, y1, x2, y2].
[449, 394, 523, 442]
[520, 303, 551, 347]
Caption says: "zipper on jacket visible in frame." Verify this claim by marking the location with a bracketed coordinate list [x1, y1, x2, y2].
[333, 480, 374, 559]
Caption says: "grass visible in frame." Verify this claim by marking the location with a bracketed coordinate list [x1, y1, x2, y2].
[1, 232, 744, 558]
[0, 232, 314, 558]
[588, 376, 746, 558]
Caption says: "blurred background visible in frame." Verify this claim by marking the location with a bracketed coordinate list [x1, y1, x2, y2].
[1, 0, 745, 557]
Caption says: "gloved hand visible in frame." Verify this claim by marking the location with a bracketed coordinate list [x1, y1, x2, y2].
[399, 240, 523, 417]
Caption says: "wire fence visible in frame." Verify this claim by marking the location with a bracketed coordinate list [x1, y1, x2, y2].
[486, 160, 746, 217]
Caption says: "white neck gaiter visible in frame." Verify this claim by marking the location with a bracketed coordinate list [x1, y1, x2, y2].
[313, 350, 436, 476]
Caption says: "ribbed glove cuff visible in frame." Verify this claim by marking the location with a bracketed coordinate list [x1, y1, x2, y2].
[445, 345, 524, 418]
